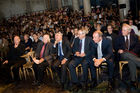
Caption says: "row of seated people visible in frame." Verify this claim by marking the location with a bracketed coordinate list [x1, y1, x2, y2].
[1, 23, 140, 91]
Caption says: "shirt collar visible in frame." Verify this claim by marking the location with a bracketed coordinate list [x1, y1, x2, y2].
[97, 39, 102, 45]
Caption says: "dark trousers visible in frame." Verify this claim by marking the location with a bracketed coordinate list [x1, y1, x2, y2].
[121, 52, 140, 81]
[68, 57, 89, 84]
[0, 58, 26, 81]
[33, 61, 49, 83]
[89, 59, 114, 81]
[52, 56, 69, 84]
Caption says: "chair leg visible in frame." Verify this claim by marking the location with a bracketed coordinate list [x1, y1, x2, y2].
[19, 67, 23, 80]
[67, 68, 71, 80]
[31, 68, 35, 80]
[23, 68, 27, 80]
[119, 62, 123, 80]
[46, 69, 49, 76]
[96, 68, 99, 82]
[88, 68, 91, 81]
[10, 66, 14, 79]
[26, 69, 30, 77]
[48, 67, 54, 80]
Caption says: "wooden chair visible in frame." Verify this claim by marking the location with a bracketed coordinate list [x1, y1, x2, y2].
[46, 66, 54, 80]
[20, 51, 35, 80]
[119, 61, 128, 80]
[10, 65, 23, 80]
[96, 62, 107, 82]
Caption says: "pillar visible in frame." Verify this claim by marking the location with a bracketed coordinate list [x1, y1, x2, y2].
[118, 0, 130, 20]
[72, 0, 79, 11]
[83, 0, 91, 16]
[58, 0, 62, 9]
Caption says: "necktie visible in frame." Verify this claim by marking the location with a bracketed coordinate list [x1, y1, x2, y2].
[40, 44, 46, 58]
[97, 43, 103, 59]
[79, 40, 82, 53]
[125, 36, 129, 50]
[71, 37, 75, 47]
[58, 42, 63, 57]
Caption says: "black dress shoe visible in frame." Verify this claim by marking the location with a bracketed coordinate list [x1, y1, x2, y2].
[89, 80, 97, 90]
[61, 83, 65, 90]
[130, 81, 137, 89]
[82, 84, 88, 92]
[70, 83, 81, 92]
[107, 80, 114, 91]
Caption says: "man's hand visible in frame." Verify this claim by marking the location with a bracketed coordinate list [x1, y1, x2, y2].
[94, 59, 103, 67]
[79, 53, 86, 57]
[118, 49, 124, 54]
[54, 40, 58, 46]
[14, 44, 18, 48]
[34, 59, 40, 64]
[33, 58, 40, 64]
[3, 60, 8, 64]
[75, 52, 80, 57]
[25, 47, 30, 50]
[61, 58, 67, 65]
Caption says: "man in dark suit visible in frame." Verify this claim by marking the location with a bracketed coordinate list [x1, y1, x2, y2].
[115, 24, 140, 88]
[68, 29, 94, 90]
[2, 36, 26, 83]
[32, 34, 54, 86]
[90, 30, 114, 89]
[52, 31, 71, 89]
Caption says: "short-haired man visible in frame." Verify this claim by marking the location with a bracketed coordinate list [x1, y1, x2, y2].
[90, 31, 114, 89]
[52, 31, 71, 90]
[69, 29, 94, 91]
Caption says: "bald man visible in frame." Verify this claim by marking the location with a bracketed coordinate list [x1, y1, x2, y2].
[2, 36, 26, 82]
[90, 31, 114, 89]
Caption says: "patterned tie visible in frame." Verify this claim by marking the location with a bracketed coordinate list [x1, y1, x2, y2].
[125, 36, 129, 50]
[97, 43, 103, 59]
[58, 42, 63, 57]
[79, 40, 82, 53]
[40, 44, 45, 58]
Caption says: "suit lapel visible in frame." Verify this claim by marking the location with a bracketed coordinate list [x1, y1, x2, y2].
[62, 40, 65, 54]
[84, 37, 87, 52]
[101, 39, 104, 52]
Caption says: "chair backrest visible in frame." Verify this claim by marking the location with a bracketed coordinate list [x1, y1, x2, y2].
[25, 51, 35, 63]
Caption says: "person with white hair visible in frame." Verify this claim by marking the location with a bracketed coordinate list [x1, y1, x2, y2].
[115, 24, 140, 88]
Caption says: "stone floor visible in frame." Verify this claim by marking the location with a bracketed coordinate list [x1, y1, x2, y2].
[0, 65, 140, 93]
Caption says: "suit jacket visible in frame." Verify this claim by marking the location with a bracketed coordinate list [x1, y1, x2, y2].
[115, 34, 140, 55]
[35, 41, 54, 63]
[70, 35, 78, 47]
[92, 38, 113, 61]
[73, 36, 94, 60]
[53, 37, 71, 60]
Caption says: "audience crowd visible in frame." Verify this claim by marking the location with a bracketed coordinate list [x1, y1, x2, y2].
[0, 6, 140, 91]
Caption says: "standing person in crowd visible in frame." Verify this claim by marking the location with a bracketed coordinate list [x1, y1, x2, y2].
[2, 36, 26, 83]
[69, 28, 94, 91]
[32, 34, 54, 86]
[90, 31, 114, 89]
[115, 24, 140, 88]
[52, 31, 71, 90]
